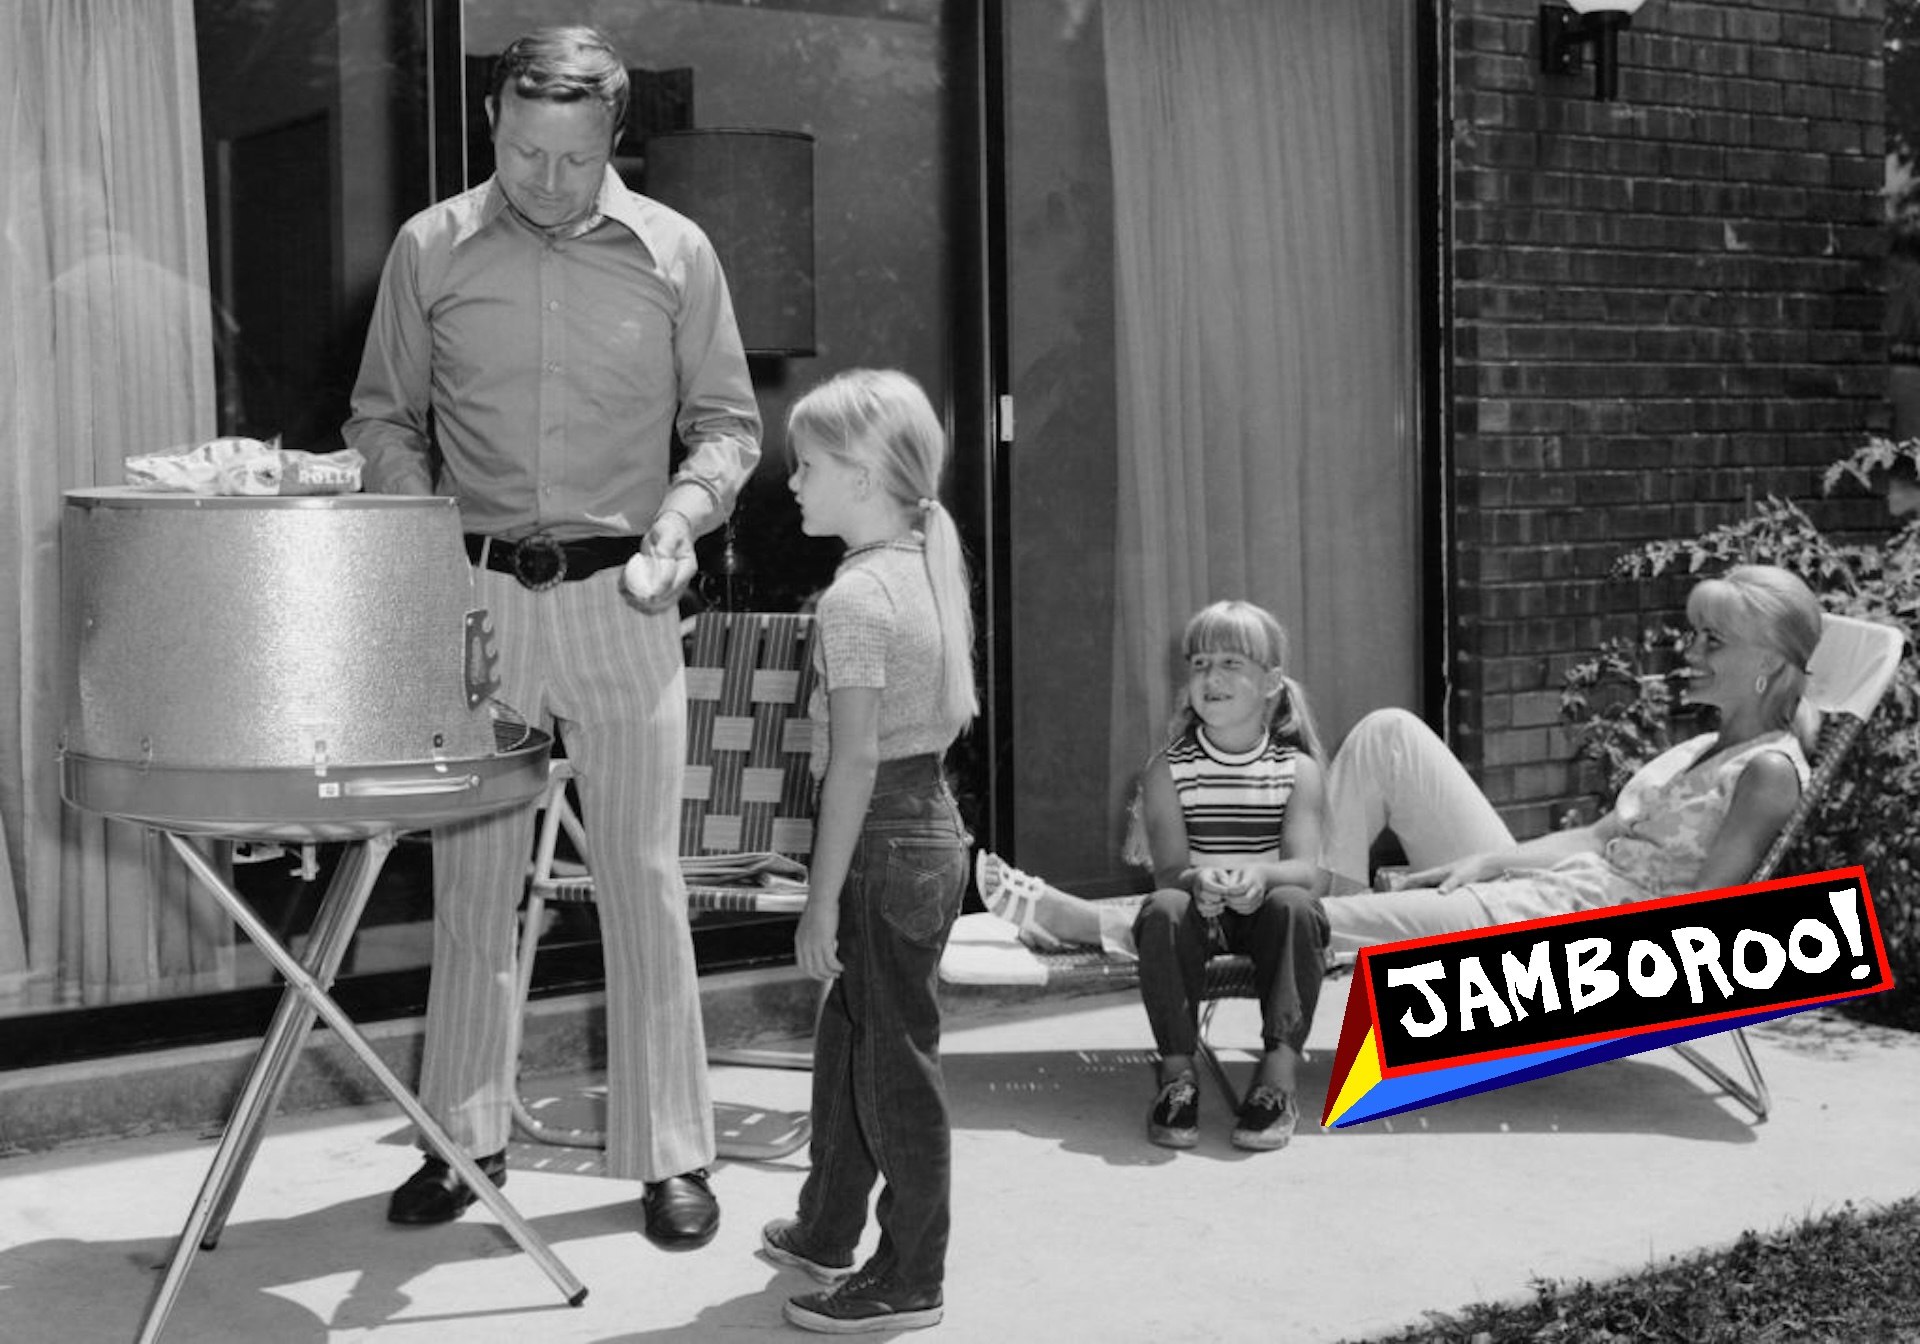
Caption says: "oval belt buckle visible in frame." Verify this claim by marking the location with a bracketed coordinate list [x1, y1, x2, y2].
[511, 533, 567, 591]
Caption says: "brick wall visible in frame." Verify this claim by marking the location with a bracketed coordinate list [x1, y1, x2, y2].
[1448, 0, 1888, 834]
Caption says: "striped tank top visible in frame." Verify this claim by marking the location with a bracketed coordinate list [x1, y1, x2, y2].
[1164, 727, 1299, 863]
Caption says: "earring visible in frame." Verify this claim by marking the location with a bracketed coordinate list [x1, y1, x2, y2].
[1754, 673, 1769, 695]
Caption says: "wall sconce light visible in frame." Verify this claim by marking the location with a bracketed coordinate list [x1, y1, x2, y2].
[1539, 0, 1647, 102]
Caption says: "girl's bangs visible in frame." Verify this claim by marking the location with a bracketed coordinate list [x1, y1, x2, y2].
[1186, 607, 1274, 663]
[789, 405, 859, 467]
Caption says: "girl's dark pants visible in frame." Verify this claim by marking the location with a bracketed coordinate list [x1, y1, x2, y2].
[796, 755, 968, 1295]
[1134, 886, 1330, 1061]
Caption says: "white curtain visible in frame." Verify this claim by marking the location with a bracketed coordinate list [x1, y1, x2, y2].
[2, 0, 233, 1008]
[1104, 0, 1422, 802]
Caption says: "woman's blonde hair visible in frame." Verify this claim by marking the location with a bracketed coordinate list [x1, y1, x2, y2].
[786, 369, 978, 724]
[1686, 563, 1824, 731]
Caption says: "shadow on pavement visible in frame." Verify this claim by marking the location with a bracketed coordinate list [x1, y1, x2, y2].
[944, 1045, 1758, 1152]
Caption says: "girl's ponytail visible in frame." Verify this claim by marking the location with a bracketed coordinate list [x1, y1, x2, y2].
[920, 496, 978, 724]
[1270, 673, 1326, 765]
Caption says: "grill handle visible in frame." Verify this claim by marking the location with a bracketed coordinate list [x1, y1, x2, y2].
[341, 774, 481, 799]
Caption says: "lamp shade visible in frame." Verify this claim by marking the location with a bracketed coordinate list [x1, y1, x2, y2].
[1565, 0, 1646, 13]
[640, 128, 816, 357]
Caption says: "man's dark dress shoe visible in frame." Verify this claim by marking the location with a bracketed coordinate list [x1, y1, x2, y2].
[641, 1168, 719, 1249]
[386, 1149, 508, 1226]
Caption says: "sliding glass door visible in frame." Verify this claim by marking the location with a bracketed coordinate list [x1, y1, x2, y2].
[999, 1, 1432, 893]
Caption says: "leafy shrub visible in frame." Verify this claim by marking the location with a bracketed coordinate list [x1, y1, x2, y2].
[1559, 437, 1920, 1030]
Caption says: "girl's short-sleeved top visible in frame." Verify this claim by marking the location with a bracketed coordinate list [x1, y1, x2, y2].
[809, 545, 966, 778]
[1163, 726, 1300, 864]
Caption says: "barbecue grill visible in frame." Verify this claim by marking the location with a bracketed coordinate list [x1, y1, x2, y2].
[57, 489, 582, 1343]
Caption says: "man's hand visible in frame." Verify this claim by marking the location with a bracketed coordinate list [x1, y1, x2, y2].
[631, 509, 699, 613]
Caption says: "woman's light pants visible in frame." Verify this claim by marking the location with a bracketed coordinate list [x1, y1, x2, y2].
[1319, 707, 1518, 961]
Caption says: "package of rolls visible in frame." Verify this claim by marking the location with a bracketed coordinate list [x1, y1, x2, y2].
[124, 436, 364, 496]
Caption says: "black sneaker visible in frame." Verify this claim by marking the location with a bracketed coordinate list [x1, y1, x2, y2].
[1147, 1073, 1199, 1148]
[783, 1269, 943, 1334]
[1232, 1083, 1298, 1151]
[761, 1217, 855, 1285]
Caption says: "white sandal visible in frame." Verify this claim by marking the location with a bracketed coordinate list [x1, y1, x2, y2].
[974, 851, 1065, 950]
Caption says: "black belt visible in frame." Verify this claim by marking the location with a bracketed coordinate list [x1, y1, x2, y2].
[465, 532, 642, 591]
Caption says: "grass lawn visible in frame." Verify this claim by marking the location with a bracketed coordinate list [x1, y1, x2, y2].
[1351, 1195, 1920, 1343]
[1341, 970, 1920, 1343]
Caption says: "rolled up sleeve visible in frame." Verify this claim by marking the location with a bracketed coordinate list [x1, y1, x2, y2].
[670, 236, 762, 519]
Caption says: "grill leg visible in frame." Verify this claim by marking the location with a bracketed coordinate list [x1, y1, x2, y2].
[137, 832, 588, 1344]
[197, 834, 395, 1249]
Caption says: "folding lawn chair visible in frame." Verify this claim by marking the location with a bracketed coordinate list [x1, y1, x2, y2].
[506, 610, 819, 1160]
[1667, 610, 1907, 1121]
[940, 896, 1268, 1108]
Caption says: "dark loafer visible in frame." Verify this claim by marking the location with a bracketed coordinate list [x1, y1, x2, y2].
[641, 1168, 719, 1250]
[386, 1149, 507, 1226]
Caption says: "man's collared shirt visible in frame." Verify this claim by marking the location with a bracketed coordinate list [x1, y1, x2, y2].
[346, 168, 761, 540]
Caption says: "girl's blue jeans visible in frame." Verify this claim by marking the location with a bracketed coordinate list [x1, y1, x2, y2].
[1133, 885, 1330, 1061]
[795, 755, 968, 1295]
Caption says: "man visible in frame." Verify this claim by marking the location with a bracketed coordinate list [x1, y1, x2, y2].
[344, 26, 760, 1251]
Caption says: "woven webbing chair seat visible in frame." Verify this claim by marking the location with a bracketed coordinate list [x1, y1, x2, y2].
[529, 610, 816, 914]
[511, 610, 818, 1160]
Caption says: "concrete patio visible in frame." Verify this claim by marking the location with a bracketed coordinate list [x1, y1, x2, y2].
[2, 975, 1917, 1343]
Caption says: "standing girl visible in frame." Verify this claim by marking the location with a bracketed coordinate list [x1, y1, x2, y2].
[761, 369, 975, 1334]
[978, 601, 1330, 1150]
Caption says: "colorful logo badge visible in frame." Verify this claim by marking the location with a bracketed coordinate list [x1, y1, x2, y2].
[1322, 867, 1892, 1128]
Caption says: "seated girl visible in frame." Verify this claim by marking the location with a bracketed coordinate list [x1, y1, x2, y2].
[1032, 600, 1330, 1153]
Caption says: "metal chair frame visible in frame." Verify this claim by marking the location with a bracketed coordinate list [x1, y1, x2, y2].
[507, 610, 818, 1161]
[1666, 612, 1906, 1121]
[1001, 936, 1266, 1109]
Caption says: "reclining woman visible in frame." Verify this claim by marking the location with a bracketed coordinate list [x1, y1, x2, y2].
[979, 564, 1819, 969]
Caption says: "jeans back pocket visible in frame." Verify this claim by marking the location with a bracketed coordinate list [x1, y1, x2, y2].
[878, 835, 967, 949]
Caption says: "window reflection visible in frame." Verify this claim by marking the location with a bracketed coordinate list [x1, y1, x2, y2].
[196, 0, 431, 450]
[3, 0, 969, 1037]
